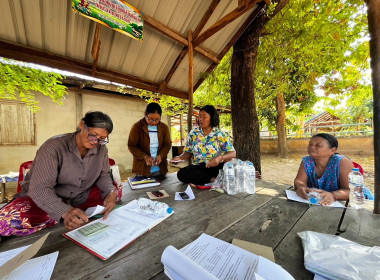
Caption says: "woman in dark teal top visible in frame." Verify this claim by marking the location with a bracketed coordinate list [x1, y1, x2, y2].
[294, 133, 353, 206]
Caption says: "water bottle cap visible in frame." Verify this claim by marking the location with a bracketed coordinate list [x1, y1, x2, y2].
[167, 207, 173, 214]
[352, 168, 360, 172]
[309, 197, 318, 204]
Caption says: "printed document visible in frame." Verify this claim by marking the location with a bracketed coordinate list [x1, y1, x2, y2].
[161, 233, 294, 280]
[286, 190, 345, 208]
[0, 245, 58, 280]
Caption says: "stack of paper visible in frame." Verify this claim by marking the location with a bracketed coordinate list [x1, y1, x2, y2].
[0, 233, 58, 280]
[161, 233, 294, 280]
[128, 176, 160, 189]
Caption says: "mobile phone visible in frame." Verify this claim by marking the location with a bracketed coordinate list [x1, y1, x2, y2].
[179, 192, 189, 199]
[78, 222, 109, 237]
[152, 190, 163, 197]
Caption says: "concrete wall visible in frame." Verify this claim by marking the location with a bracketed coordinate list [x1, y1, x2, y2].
[261, 136, 374, 155]
[0, 89, 170, 174]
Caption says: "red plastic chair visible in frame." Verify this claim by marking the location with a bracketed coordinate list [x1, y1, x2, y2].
[352, 161, 364, 175]
[109, 158, 116, 166]
[17, 160, 33, 193]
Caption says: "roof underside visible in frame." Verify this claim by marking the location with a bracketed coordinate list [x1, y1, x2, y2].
[0, 0, 265, 99]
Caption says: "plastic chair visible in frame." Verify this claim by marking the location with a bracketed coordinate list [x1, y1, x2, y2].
[352, 161, 364, 176]
[336, 161, 364, 235]
[109, 158, 116, 166]
[17, 160, 33, 193]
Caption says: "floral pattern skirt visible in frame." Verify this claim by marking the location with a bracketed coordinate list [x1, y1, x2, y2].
[0, 185, 122, 237]
[0, 197, 57, 236]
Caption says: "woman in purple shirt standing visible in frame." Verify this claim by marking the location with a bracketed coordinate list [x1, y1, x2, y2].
[0, 111, 118, 237]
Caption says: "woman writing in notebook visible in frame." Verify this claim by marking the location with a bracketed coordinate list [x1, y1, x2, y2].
[171, 105, 236, 185]
[0, 111, 119, 236]
[128, 103, 172, 178]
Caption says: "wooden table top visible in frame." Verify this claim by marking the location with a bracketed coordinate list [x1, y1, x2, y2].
[1, 173, 379, 280]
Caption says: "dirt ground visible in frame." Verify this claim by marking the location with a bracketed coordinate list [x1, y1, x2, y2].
[2, 153, 374, 201]
[259, 153, 375, 193]
[160, 152, 375, 194]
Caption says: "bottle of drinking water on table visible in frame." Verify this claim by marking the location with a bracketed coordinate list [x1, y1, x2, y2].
[137, 198, 173, 217]
[235, 160, 245, 193]
[348, 168, 365, 209]
[225, 163, 237, 195]
[244, 162, 256, 194]
[308, 191, 322, 204]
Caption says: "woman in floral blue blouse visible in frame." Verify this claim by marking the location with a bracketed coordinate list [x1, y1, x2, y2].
[171, 105, 236, 185]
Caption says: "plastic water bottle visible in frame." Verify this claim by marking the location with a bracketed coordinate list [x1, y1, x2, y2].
[235, 160, 245, 193]
[348, 168, 365, 209]
[136, 198, 173, 217]
[225, 163, 236, 195]
[244, 162, 256, 194]
[308, 191, 322, 204]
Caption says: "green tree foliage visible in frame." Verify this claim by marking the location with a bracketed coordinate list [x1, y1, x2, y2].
[138, 90, 188, 116]
[0, 58, 67, 112]
[196, 0, 370, 134]
[194, 51, 232, 108]
[257, 0, 370, 131]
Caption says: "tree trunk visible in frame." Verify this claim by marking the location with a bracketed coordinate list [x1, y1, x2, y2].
[366, 0, 380, 214]
[231, 10, 266, 174]
[230, 0, 289, 174]
[276, 92, 287, 157]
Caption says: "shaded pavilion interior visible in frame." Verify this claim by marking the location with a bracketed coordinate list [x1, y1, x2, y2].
[0, 0, 379, 212]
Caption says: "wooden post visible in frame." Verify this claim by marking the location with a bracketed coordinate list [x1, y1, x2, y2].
[180, 114, 184, 146]
[187, 30, 194, 132]
[366, 0, 380, 214]
[76, 87, 83, 125]
[91, 23, 102, 76]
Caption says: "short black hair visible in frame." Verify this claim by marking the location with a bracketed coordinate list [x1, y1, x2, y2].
[82, 111, 113, 133]
[312, 133, 338, 149]
[200, 105, 219, 128]
[145, 102, 162, 116]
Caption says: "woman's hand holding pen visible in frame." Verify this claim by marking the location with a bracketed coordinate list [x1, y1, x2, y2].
[62, 208, 88, 230]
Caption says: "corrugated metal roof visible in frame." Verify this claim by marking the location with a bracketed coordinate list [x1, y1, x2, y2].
[0, 0, 263, 99]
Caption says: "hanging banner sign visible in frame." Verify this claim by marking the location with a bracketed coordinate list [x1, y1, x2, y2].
[72, 0, 143, 41]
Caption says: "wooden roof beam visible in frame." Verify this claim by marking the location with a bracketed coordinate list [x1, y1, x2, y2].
[0, 39, 187, 99]
[193, 0, 262, 47]
[158, 47, 188, 93]
[91, 23, 102, 76]
[158, 0, 221, 93]
[143, 14, 220, 64]
[194, 1, 266, 91]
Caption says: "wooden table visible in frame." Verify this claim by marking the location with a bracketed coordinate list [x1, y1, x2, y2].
[1, 173, 379, 280]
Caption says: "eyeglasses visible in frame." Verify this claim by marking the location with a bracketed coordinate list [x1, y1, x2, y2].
[85, 125, 109, 145]
[146, 116, 161, 123]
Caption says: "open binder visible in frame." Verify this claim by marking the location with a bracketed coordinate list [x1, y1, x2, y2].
[63, 199, 173, 260]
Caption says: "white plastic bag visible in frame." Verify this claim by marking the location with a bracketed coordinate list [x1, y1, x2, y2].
[298, 231, 380, 280]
